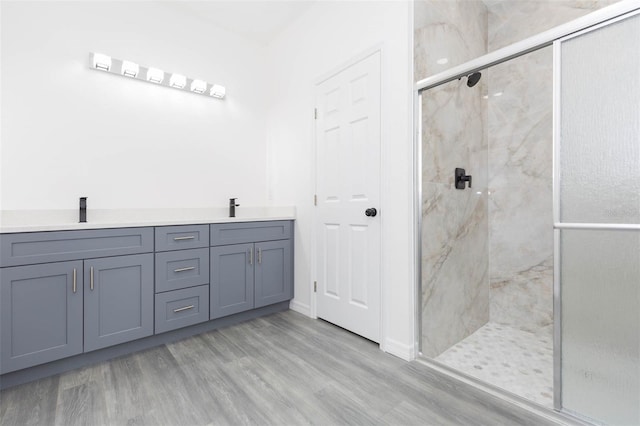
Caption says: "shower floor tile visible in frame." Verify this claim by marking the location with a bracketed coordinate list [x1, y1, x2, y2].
[435, 322, 553, 407]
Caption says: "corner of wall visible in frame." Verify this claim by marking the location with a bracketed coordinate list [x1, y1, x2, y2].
[289, 299, 312, 318]
[382, 337, 417, 361]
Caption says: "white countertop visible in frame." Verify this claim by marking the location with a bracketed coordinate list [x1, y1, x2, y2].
[0, 207, 296, 233]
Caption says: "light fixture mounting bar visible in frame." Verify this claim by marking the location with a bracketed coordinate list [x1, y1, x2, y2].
[89, 52, 226, 100]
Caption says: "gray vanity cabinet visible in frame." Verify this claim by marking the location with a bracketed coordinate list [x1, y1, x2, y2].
[83, 254, 154, 352]
[210, 221, 293, 320]
[0, 261, 84, 374]
[1, 221, 293, 380]
[0, 227, 154, 373]
[0, 252, 154, 371]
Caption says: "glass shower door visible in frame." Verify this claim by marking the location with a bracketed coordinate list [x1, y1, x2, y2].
[555, 10, 640, 425]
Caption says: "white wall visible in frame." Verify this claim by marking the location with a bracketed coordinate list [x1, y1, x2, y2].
[265, 1, 415, 359]
[0, 1, 268, 210]
[1, 0, 416, 359]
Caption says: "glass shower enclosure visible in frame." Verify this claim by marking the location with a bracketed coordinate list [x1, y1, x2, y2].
[417, 7, 640, 425]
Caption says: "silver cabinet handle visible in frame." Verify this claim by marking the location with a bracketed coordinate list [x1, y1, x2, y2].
[174, 266, 195, 273]
[248, 248, 253, 265]
[73, 268, 77, 293]
[258, 248, 262, 264]
[173, 236, 195, 241]
[173, 305, 194, 313]
[90, 266, 94, 290]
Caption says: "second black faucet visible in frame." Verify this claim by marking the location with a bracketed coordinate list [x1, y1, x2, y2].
[229, 198, 240, 217]
[79, 197, 87, 223]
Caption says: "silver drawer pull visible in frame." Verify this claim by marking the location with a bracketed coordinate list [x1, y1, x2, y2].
[173, 305, 195, 313]
[173, 236, 196, 241]
[73, 268, 77, 293]
[174, 266, 195, 273]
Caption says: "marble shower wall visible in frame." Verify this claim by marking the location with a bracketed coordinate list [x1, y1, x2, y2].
[485, 0, 620, 332]
[416, 0, 489, 358]
[486, 0, 621, 50]
[485, 48, 554, 332]
[416, 0, 621, 353]
[415, 0, 489, 81]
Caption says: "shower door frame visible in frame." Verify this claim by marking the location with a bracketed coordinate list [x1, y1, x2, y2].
[414, 0, 640, 417]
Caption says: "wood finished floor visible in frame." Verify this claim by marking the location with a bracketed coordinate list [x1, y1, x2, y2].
[0, 310, 562, 426]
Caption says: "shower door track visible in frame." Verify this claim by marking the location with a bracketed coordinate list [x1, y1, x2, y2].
[413, 0, 640, 422]
[413, 356, 585, 425]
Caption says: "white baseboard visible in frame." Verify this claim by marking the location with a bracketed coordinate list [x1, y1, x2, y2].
[382, 338, 416, 361]
[289, 299, 311, 317]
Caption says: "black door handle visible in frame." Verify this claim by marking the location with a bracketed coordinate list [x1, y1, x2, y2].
[365, 208, 377, 217]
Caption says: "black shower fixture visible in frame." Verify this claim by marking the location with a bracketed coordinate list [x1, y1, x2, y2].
[459, 72, 482, 88]
[455, 168, 472, 189]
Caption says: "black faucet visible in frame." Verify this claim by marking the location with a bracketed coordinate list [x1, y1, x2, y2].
[79, 197, 87, 223]
[229, 198, 240, 217]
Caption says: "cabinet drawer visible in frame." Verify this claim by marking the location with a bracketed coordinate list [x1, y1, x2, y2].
[0, 228, 154, 267]
[155, 225, 209, 252]
[155, 248, 209, 293]
[155, 285, 209, 334]
[210, 221, 292, 246]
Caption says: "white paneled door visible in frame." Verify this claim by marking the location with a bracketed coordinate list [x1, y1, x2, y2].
[315, 51, 381, 343]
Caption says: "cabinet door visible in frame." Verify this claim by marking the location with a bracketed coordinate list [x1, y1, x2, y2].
[254, 240, 292, 308]
[84, 254, 153, 352]
[210, 243, 254, 319]
[0, 261, 83, 374]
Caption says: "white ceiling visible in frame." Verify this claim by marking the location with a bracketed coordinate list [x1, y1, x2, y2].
[157, 0, 317, 45]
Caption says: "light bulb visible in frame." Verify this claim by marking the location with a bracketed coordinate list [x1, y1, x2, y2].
[92, 53, 111, 71]
[210, 84, 226, 99]
[190, 79, 207, 94]
[170, 73, 186, 89]
[146, 67, 164, 84]
[121, 60, 139, 78]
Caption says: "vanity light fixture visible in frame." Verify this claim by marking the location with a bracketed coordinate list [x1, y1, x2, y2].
[121, 60, 139, 78]
[88, 52, 226, 100]
[210, 84, 226, 99]
[190, 79, 207, 94]
[146, 67, 164, 84]
[92, 53, 112, 71]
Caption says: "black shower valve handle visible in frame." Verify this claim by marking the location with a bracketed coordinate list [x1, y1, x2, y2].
[455, 168, 472, 190]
